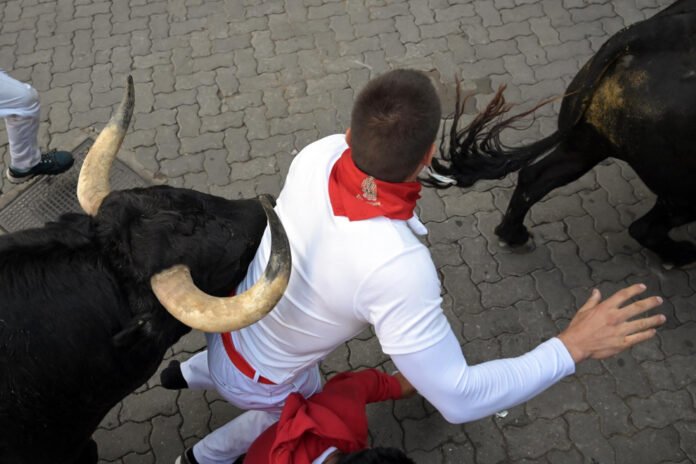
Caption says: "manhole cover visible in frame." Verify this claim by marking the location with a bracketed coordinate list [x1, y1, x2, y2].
[0, 138, 149, 233]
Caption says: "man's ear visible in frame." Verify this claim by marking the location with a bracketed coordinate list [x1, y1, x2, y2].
[345, 128, 352, 147]
[423, 143, 436, 167]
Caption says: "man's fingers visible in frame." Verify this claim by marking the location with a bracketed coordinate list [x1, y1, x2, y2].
[603, 283, 647, 309]
[622, 328, 659, 348]
[621, 313, 667, 335]
[578, 288, 602, 313]
[620, 296, 664, 321]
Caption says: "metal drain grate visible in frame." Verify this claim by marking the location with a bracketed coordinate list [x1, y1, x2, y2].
[0, 138, 150, 233]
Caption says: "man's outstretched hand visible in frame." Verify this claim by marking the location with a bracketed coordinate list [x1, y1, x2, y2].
[558, 284, 666, 363]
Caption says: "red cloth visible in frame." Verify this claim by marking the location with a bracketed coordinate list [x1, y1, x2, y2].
[245, 369, 403, 464]
[328, 148, 421, 221]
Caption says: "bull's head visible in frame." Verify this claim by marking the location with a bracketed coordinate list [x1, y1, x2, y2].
[77, 76, 291, 333]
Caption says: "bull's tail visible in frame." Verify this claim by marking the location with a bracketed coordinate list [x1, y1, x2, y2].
[426, 84, 566, 188]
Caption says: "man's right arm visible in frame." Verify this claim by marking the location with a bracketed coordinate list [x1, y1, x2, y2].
[390, 284, 664, 424]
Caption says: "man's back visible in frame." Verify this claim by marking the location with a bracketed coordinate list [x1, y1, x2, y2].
[234, 134, 449, 383]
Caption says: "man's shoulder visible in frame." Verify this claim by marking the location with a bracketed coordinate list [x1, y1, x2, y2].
[295, 134, 347, 161]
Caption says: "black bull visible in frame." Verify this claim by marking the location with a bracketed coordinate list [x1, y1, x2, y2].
[430, 0, 696, 267]
[0, 79, 290, 464]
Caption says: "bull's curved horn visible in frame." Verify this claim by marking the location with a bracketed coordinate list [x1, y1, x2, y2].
[150, 195, 292, 332]
[77, 75, 135, 215]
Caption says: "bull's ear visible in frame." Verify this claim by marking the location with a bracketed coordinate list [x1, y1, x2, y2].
[111, 314, 154, 347]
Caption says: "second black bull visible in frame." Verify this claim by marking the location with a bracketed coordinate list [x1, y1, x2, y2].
[0, 77, 291, 464]
[430, 0, 696, 267]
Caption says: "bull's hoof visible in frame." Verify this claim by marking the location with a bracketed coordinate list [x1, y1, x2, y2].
[656, 241, 696, 269]
[495, 223, 530, 247]
[499, 236, 536, 253]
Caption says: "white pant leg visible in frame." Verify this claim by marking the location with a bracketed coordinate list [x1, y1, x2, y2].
[189, 332, 323, 463]
[180, 350, 217, 390]
[193, 410, 279, 464]
[0, 71, 41, 170]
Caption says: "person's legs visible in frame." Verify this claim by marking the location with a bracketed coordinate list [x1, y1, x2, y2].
[0, 72, 41, 171]
[0, 71, 73, 183]
[191, 410, 279, 464]
[174, 333, 226, 391]
[180, 333, 324, 463]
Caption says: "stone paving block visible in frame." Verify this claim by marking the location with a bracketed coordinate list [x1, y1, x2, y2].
[430, 241, 465, 269]
[588, 253, 648, 282]
[494, 242, 554, 277]
[160, 153, 204, 178]
[565, 412, 616, 464]
[94, 422, 152, 461]
[610, 426, 685, 464]
[499, 330, 534, 357]
[674, 421, 696, 463]
[516, 298, 560, 345]
[526, 378, 589, 420]
[320, 343, 351, 375]
[206, 399, 244, 434]
[150, 414, 183, 464]
[580, 374, 634, 436]
[183, 171, 210, 192]
[101, 402, 122, 430]
[442, 263, 486, 315]
[119, 387, 179, 423]
[121, 452, 154, 464]
[547, 240, 594, 288]
[462, 305, 524, 341]
[479, 274, 537, 308]
[347, 335, 389, 369]
[366, 400, 404, 449]
[628, 390, 696, 429]
[503, 417, 572, 460]
[459, 234, 501, 284]
[441, 441, 476, 464]
[403, 413, 468, 453]
[428, 215, 478, 245]
[600, 350, 653, 398]
[658, 322, 696, 357]
[565, 215, 610, 262]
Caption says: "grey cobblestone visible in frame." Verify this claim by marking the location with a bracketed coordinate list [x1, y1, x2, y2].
[504, 417, 572, 459]
[610, 427, 685, 464]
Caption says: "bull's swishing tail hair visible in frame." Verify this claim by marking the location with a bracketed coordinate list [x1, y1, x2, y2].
[78, 76, 135, 215]
[426, 80, 565, 188]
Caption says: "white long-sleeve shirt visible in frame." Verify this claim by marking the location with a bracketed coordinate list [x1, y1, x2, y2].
[232, 134, 575, 423]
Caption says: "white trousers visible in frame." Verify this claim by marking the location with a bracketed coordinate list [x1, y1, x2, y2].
[0, 70, 41, 171]
[181, 333, 323, 464]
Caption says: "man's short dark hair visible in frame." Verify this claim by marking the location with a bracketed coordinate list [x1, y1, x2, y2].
[350, 69, 442, 183]
[336, 447, 416, 464]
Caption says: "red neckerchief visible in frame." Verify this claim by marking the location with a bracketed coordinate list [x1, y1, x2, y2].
[328, 148, 421, 221]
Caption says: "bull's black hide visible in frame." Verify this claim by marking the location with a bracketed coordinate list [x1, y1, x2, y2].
[0, 186, 266, 464]
[431, 0, 696, 266]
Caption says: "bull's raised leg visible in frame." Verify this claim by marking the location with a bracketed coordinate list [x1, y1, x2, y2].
[495, 141, 605, 246]
[628, 197, 696, 267]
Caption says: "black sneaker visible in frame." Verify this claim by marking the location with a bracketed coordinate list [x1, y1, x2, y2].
[6, 149, 74, 184]
[160, 360, 189, 390]
[175, 447, 199, 464]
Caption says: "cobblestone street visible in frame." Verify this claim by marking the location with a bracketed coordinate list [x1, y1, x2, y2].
[1, 0, 695, 463]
